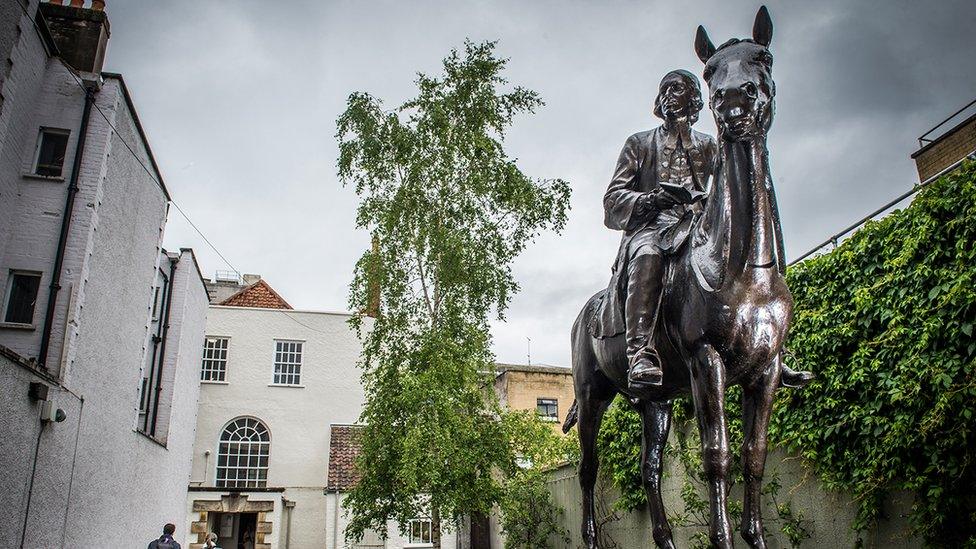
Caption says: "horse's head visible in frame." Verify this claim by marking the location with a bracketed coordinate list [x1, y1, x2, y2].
[695, 6, 775, 142]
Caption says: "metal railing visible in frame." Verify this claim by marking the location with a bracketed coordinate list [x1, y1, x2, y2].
[917, 98, 976, 149]
[214, 269, 242, 283]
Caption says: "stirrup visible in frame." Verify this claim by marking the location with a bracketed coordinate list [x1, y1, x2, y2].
[628, 351, 663, 388]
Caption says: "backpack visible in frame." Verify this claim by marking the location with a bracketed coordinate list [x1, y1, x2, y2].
[151, 537, 180, 549]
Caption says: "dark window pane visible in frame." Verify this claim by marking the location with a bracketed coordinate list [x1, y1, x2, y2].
[35, 130, 69, 177]
[5, 273, 41, 324]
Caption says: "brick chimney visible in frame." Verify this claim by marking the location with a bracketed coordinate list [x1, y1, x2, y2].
[38, 1, 110, 75]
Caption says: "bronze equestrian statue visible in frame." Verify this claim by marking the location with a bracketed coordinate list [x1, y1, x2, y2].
[564, 7, 811, 548]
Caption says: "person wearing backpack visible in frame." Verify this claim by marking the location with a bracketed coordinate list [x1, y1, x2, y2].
[148, 523, 181, 549]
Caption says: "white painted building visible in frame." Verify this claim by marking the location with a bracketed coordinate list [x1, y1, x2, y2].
[188, 277, 459, 549]
[0, 1, 209, 547]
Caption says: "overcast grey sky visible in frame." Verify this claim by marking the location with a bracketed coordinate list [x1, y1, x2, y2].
[104, 0, 975, 367]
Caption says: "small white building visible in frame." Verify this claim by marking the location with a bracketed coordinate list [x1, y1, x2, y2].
[0, 1, 209, 547]
[188, 276, 459, 549]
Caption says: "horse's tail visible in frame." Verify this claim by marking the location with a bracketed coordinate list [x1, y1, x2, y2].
[562, 399, 579, 434]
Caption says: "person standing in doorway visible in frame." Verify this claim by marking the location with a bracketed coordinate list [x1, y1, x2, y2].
[147, 523, 181, 549]
[240, 528, 254, 549]
[204, 532, 221, 549]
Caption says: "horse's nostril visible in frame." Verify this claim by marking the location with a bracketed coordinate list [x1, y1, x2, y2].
[743, 83, 758, 99]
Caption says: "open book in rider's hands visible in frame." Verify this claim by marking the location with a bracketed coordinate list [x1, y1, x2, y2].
[659, 182, 706, 204]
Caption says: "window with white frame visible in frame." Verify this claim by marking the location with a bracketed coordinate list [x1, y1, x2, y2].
[408, 518, 433, 545]
[201, 337, 229, 382]
[216, 417, 270, 488]
[33, 128, 70, 177]
[272, 340, 303, 385]
[537, 398, 558, 422]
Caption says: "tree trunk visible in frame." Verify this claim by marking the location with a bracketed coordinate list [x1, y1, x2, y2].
[432, 507, 441, 549]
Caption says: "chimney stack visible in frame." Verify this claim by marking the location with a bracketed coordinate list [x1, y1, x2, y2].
[39, 1, 110, 75]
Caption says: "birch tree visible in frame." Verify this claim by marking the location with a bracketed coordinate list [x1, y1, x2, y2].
[337, 40, 571, 546]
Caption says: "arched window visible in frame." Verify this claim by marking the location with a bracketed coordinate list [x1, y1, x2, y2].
[216, 417, 270, 488]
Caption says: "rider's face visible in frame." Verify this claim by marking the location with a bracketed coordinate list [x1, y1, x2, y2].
[658, 77, 694, 119]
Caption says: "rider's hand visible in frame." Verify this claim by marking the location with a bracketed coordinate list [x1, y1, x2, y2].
[644, 189, 679, 210]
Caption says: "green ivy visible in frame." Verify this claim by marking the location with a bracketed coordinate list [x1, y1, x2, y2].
[597, 160, 976, 546]
[773, 160, 976, 546]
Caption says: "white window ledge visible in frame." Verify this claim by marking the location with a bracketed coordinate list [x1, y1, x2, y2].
[201, 380, 229, 385]
[22, 172, 65, 182]
[0, 322, 35, 331]
[268, 383, 306, 388]
[540, 416, 559, 422]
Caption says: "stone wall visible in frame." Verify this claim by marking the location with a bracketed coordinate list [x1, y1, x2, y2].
[547, 444, 922, 548]
[495, 366, 575, 431]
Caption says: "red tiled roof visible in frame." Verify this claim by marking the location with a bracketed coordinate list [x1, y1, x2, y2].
[218, 279, 292, 309]
[328, 424, 364, 491]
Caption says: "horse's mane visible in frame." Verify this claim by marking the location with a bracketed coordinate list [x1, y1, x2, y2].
[716, 38, 759, 52]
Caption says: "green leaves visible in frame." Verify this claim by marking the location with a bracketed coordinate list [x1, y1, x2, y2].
[337, 40, 571, 545]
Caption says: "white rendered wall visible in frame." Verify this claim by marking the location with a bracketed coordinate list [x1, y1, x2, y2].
[190, 306, 367, 548]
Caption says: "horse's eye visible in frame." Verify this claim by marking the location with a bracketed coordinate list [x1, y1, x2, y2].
[743, 82, 758, 99]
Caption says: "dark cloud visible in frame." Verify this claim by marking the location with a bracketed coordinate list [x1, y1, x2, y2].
[104, 0, 976, 366]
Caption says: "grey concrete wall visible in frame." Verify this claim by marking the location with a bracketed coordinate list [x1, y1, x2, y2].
[0, 353, 84, 549]
[547, 444, 921, 549]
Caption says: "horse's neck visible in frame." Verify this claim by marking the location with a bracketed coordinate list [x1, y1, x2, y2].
[745, 141, 777, 268]
[693, 138, 777, 289]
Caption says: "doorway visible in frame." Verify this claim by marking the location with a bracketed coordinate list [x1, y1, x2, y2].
[209, 511, 257, 549]
[471, 512, 490, 549]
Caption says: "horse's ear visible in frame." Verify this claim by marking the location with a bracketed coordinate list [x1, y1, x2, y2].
[695, 25, 716, 63]
[753, 6, 773, 47]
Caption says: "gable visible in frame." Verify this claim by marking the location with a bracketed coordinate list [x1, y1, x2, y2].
[218, 279, 292, 309]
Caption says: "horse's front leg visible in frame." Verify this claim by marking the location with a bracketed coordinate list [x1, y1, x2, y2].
[740, 355, 781, 549]
[578, 394, 611, 549]
[638, 400, 676, 549]
[690, 344, 734, 548]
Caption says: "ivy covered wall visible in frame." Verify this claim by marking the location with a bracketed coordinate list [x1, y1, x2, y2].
[597, 161, 976, 547]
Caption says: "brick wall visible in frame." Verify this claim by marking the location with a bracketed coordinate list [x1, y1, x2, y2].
[912, 114, 976, 181]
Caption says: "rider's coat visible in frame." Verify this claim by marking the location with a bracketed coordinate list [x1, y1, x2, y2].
[589, 124, 718, 339]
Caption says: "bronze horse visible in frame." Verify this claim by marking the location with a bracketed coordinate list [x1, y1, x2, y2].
[566, 7, 792, 548]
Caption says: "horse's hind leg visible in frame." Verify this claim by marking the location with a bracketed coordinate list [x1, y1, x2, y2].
[638, 399, 676, 549]
[740, 355, 781, 549]
[690, 344, 734, 549]
[578, 392, 611, 549]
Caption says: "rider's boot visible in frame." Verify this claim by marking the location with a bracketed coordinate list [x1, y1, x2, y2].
[779, 362, 815, 388]
[626, 253, 665, 388]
